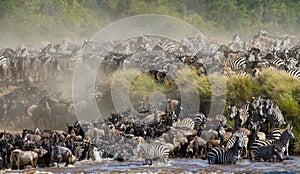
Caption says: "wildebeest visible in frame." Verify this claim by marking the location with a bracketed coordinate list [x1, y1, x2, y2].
[148, 69, 169, 83]
[51, 145, 74, 167]
[33, 96, 76, 129]
[10, 149, 38, 170]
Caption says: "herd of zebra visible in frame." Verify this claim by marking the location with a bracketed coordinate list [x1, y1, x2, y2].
[213, 31, 300, 79]
[97, 96, 295, 165]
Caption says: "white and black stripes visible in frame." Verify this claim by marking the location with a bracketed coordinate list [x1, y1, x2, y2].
[220, 56, 246, 71]
[268, 58, 285, 69]
[225, 131, 248, 158]
[191, 113, 207, 131]
[250, 127, 295, 161]
[152, 40, 177, 54]
[228, 104, 250, 129]
[136, 138, 170, 165]
[251, 145, 282, 161]
[266, 103, 286, 129]
[173, 118, 195, 130]
[0, 56, 8, 65]
[286, 69, 300, 79]
[208, 136, 243, 164]
[267, 127, 292, 158]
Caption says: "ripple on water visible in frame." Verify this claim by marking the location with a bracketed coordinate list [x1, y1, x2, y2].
[2, 157, 300, 173]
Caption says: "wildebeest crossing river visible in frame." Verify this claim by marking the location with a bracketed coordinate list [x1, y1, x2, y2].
[2, 157, 300, 173]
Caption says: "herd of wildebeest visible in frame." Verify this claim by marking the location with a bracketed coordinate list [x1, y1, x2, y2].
[0, 30, 300, 169]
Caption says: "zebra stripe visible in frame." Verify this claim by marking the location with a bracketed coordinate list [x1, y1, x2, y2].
[208, 136, 243, 164]
[267, 127, 291, 158]
[0, 56, 8, 65]
[251, 145, 282, 161]
[226, 131, 247, 152]
[229, 104, 250, 129]
[173, 118, 195, 130]
[286, 69, 300, 79]
[250, 127, 295, 160]
[267, 128, 283, 140]
[136, 138, 170, 165]
[269, 58, 285, 69]
[159, 40, 177, 53]
[191, 113, 207, 130]
[220, 55, 246, 71]
[266, 103, 285, 129]
[274, 32, 288, 41]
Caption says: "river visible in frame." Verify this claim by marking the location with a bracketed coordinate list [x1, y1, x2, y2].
[2, 157, 300, 174]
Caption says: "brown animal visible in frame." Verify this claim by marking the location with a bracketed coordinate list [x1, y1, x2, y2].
[166, 99, 179, 112]
[10, 149, 38, 170]
[23, 134, 41, 145]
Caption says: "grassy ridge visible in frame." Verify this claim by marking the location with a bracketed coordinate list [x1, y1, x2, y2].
[108, 68, 300, 154]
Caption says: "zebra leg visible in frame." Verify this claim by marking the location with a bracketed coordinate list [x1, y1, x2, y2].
[143, 159, 149, 165]
[275, 150, 283, 161]
[286, 141, 289, 158]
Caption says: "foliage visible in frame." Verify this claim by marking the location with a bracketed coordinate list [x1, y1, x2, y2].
[1, 0, 300, 47]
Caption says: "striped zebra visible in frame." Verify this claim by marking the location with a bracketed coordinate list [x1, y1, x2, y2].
[267, 125, 292, 158]
[190, 113, 207, 130]
[272, 32, 288, 41]
[228, 104, 250, 129]
[135, 137, 170, 165]
[286, 69, 300, 79]
[225, 131, 248, 157]
[208, 135, 243, 164]
[0, 55, 10, 88]
[220, 55, 246, 72]
[153, 40, 177, 54]
[266, 103, 285, 129]
[250, 126, 295, 161]
[215, 114, 228, 127]
[251, 145, 282, 161]
[223, 66, 248, 77]
[268, 58, 285, 70]
[172, 118, 195, 130]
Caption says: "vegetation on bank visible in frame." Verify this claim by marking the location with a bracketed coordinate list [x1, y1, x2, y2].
[1, 0, 300, 47]
[106, 68, 300, 154]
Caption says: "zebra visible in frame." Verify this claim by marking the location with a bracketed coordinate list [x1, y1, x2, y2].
[225, 131, 248, 158]
[220, 55, 247, 72]
[250, 126, 295, 161]
[268, 58, 285, 70]
[251, 145, 282, 161]
[265, 103, 285, 129]
[172, 118, 195, 130]
[0, 55, 10, 88]
[215, 114, 227, 128]
[153, 40, 177, 54]
[190, 113, 207, 130]
[267, 124, 292, 158]
[228, 104, 250, 129]
[286, 69, 300, 79]
[223, 66, 248, 77]
[135, 137, 170, 165]
[207, 135, 243, 164]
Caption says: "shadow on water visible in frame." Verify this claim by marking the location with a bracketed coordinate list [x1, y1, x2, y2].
[1, 157, 300, 173]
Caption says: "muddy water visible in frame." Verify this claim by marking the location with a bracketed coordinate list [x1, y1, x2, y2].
[2, 157, 300, 173]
